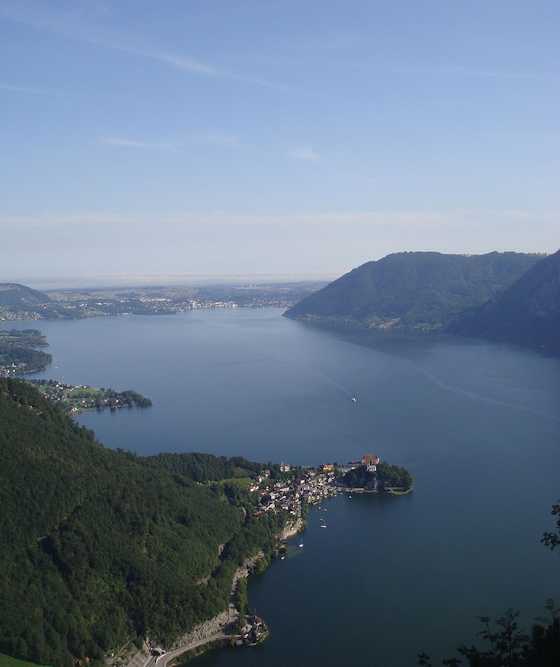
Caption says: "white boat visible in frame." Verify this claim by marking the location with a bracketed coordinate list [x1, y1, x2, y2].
[351, 396, 358, 403]
[298, 543, 304, 548]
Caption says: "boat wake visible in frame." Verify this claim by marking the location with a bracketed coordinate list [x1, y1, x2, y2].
[414, 365, 560, 425]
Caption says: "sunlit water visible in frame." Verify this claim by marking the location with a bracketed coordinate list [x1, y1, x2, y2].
[25, 308, 560, 666]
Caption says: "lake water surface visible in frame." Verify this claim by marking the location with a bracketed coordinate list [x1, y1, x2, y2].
[28, 308, 560, 666]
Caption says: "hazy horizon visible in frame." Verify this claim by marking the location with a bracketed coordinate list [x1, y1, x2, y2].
[10, 271, 334, 291]
[3, 247, 553, 291]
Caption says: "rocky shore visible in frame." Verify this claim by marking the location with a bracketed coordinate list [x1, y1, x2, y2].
[117, 547, 274, 666]
[278, 516, 305, 540]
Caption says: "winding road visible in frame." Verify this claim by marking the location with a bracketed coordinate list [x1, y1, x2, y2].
[142, 632, 230, 667]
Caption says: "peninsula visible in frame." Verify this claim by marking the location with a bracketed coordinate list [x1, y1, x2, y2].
[0, 378, 411, 667]
[30, 379, 152, 415]
[0, 329, 51, 376]
[0, 328, 152, 415]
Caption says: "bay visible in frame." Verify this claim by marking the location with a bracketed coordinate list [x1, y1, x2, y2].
[25, 308, 560, 666]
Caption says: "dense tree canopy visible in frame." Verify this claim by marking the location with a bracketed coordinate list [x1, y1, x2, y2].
[451, 249, 560, 356]
[341, 462, 413, 491]
[0, 380, 283, 666]
[286, 251, 539, 333]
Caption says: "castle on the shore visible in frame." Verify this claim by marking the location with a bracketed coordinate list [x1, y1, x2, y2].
[361, 453, 380, 472]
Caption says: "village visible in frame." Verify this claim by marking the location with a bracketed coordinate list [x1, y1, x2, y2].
[249, 454, 384, 519]
[29, 379, 152, 414]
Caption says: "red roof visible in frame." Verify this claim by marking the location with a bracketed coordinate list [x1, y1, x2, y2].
[362, 453, 380, 465]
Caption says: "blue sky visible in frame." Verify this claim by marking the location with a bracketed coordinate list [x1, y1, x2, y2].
[1, 0, 559, 285]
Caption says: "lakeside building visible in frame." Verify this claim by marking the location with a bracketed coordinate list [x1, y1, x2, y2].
[361, 453, 380, 472]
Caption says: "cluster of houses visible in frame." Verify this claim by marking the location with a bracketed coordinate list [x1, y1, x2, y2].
[250, 466, 339, 518]
[236, 615, 268, 646]
[0, 361, 28, 377]
[173, 299, 239, 312]
[248, 455, 382, 519]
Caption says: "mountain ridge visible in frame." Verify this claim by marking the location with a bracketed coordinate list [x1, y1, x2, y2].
[0, 283, 50, 308]
[285, 251, 541, 333]
[450, 249, 560, 355]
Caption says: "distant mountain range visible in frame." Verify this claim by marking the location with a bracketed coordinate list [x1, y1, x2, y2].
[285, 250, 559, 355]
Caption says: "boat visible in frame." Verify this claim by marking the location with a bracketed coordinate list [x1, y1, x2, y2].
[351, 396, 358, 403]
[298, 543, 304, 548]
[320, 525, 327, 528]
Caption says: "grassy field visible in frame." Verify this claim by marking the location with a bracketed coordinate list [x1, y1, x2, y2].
[0, 655, 45, 667]
[211, 477, 253, 489]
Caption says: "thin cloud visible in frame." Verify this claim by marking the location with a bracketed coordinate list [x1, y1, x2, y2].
[0, 82, 63, 95]
[99, 136, 175, 150]
[0, 2, 287, 90]
[150, 52, 219, 76]
[4, 209, 553, 228]
[99, 133, 241, 150]
[289, 146, 320, 162]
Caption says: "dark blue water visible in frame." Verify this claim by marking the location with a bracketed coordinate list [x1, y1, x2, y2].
[26, 308, 560, 666]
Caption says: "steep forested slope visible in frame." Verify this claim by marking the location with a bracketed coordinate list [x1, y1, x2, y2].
[450, 249, 560, 355]
[0, 380, 281, 666]
[285, 251, 540, 332]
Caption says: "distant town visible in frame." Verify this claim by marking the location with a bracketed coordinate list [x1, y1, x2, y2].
[0, 281, 326, 321]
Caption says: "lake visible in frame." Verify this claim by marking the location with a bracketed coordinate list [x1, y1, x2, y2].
[27, 308, 560, 666]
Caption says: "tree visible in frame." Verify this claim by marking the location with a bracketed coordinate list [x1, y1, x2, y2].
[542, 501, 560, 551]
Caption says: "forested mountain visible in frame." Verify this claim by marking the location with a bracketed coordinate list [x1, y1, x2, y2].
[0, 380, 282, 667]
[0, 284, 49, 308]
[285, 252, 540, 333]
[450, 249, 560, 355]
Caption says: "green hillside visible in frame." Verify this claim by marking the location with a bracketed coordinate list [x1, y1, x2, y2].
[450, 249, 560, 355]
[0, 379, 283, 666]
[0, 655, 45, 667]
[285, 251, 540, 333]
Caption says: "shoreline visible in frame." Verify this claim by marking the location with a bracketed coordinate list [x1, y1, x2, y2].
[113, 472, 409, 666]
[338, 485, 413, 496]
[118, 522, 304, 667]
